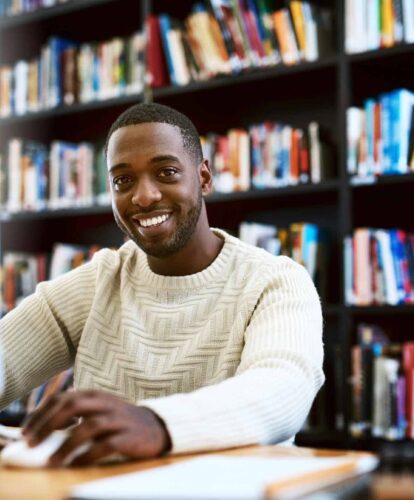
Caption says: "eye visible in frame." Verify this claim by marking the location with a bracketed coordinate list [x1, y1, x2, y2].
[158, 167, 178, 178]
[112, 175, 132, 189]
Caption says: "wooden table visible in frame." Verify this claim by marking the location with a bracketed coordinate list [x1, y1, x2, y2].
[0, 445, 378, 500]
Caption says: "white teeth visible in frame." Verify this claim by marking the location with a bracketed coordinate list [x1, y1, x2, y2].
[139, 213, 170, 228]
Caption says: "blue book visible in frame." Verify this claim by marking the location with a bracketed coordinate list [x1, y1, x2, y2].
[158, 14, 177, 86]
[389, 228, 406, 304]
[48, 37, 78, 107]
[364, 98, 375, 176]
[379, 92, 392, 174]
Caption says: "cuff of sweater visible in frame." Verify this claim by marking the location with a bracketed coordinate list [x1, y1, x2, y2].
[139, 397, 249, 455]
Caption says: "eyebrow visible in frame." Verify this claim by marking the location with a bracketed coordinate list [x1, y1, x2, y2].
[108, 155, 181, 174]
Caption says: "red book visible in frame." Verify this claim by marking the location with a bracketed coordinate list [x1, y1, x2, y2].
[146, 15, 169, 88]
[403, 342, 414, 438]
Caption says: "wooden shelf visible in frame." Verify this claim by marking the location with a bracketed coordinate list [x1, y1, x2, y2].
[347, 42, 414, 63]
[0, 0, 118, 28]
[0, 93, 145, 126]
[350, 172, 414, 187]
[0, 181, 340, 221]
[0, 56, 338, 127]
[348, 305, 414, 315]
[154, 56, 338, 98]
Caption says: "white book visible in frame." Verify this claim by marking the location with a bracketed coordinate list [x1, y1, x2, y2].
[7, 138, 23, 213]
[168, 29, 191, 86]
[366, 0, 380, 50]
[302, 2, 318, 61]
[403, 0, 414, 43]
[375, 230, 399, 306]
[372, 355, 388, 437]
[309, 121, 321, 183]
[345, 0, 367, 54]
[14, 60, 28, 116]
[347, 107, 363, 175]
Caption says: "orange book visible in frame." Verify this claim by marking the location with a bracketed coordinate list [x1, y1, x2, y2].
[208, 13, 230, 62]
[272, 9, 299, 65]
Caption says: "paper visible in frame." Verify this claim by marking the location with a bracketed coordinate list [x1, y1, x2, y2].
[71, 454, 379, 500]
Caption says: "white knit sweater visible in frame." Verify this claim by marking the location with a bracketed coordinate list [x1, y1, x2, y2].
[0, 229, 324, 453]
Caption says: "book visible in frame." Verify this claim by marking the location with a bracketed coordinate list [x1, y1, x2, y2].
[70, 454, 379, 500]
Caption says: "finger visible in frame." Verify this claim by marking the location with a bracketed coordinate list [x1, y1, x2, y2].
[70, 437, 118, 467]
[48, 416, 120, 467]
[23, 393, 64, 435]
[26, 391, 109, 446]
[23, 395, 68, 445]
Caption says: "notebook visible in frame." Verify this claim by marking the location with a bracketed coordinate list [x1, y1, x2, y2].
[70, 453, 379, 500]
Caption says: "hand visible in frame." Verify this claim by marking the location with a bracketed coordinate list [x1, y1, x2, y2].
[22, 390, 171, 467]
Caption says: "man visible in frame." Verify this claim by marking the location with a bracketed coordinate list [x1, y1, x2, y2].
[0, 103, 324, 466]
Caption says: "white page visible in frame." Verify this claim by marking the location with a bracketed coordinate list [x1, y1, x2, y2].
[71, 454, 378, 500]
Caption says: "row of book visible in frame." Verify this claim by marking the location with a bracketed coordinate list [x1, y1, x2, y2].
[0, 32, 145, 116]
[344, 227, 414, 306]
[347, 88, 414, 178]
[0, 120, 332, 213]
[0, 139, 110, 212]
[202, 120, 334, 193]
[238, 220, 328, 298]
[1, 242, 100, 315]
[146, 0, 334, 88]
[0, 0, 68, 16]
[350, 323, 414, 440]
[345, 0, 414, 54]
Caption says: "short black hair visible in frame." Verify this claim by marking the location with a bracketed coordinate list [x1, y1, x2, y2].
[105, 102, 203, 164]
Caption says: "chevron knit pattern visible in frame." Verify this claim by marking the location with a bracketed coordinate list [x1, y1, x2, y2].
[0, 229, 324, 453]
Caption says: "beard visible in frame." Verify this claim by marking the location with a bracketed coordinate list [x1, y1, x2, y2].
[113, 191, 203, 258]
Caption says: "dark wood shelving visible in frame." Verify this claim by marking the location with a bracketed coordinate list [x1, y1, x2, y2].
[347, 42, 414, 63]
[0, 56, 338, 127]
[350, 172, 414, 187]
[348, 305, 414, 315]
[0, 0, 118, 28]
[154, 56, 338, 98]
[0, 93, 145, 126]
[0, 180, 341, 221]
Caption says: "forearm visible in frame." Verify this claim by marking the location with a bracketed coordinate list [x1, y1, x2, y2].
[141, 360, 324, 454]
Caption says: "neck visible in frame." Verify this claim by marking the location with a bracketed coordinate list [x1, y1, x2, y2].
[147, 213, 223, 276]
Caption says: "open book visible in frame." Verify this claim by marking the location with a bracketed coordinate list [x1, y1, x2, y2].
[70, 453, 378, 500]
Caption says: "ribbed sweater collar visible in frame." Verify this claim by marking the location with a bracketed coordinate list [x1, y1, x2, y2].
[134, 228, 236, 290]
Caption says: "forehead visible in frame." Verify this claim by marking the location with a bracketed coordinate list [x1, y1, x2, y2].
[107, 122, 187, 164]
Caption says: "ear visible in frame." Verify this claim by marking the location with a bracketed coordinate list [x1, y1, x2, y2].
[199, 159, 213, 196]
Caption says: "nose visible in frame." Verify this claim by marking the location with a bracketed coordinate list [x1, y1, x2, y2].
[131, 177, 162, 208]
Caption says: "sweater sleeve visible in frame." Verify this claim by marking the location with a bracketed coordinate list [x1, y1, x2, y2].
[141, 258, 325, 454]
[0, 258, 97, 410]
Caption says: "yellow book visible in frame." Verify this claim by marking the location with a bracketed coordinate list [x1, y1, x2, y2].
[381, 0, 394, 47]
[289, 1, 306, 56]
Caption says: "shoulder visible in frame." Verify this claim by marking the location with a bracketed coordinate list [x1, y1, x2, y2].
[90, 240, 140, 270]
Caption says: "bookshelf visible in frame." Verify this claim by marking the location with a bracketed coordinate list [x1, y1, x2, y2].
[1, 0, 414, 450]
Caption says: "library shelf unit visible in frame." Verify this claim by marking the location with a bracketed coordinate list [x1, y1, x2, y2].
[1, 0, 414, 451]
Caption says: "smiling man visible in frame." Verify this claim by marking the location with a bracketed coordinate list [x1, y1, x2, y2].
[0, 103, 324, 466]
